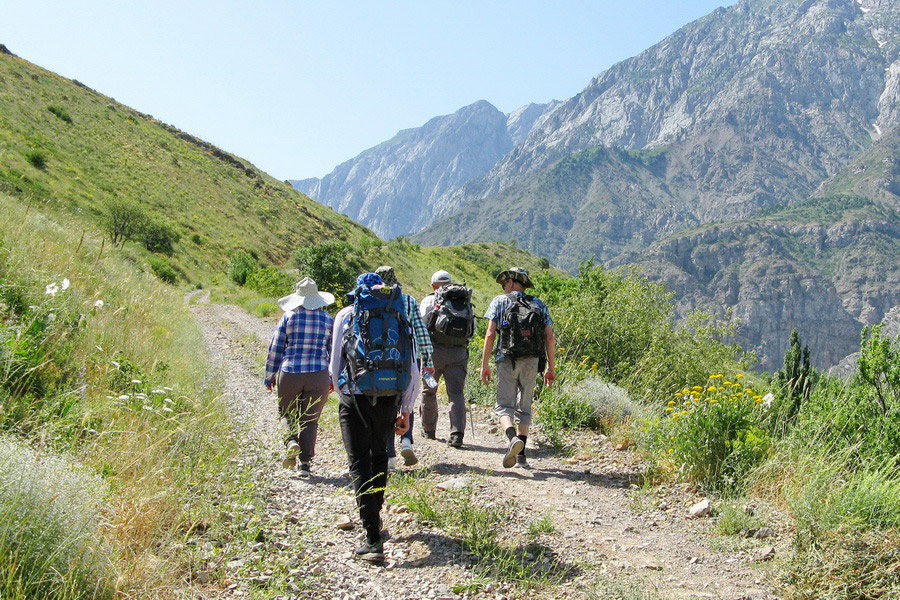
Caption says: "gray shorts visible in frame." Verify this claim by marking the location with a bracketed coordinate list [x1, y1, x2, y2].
[494, 357, 539, 426]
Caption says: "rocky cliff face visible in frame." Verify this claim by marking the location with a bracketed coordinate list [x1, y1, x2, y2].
[289, 100, 559, 239]
[451, 0, 899, 217]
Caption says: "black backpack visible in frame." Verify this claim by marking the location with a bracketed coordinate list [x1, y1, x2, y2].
[426, 283, 475, 346]
[498, 293, 546, 365]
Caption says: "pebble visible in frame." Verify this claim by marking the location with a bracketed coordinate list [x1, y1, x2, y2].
[335, 515, 355, 530]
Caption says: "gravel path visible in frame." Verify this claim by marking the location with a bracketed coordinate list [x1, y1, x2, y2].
[190, 301, 781, 600]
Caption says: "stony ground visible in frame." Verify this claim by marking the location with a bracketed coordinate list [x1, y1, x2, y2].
[187, 297, 785, 600]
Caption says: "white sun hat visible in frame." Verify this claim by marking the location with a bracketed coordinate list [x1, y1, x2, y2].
[431, 270, 452, 284]
[277, 277, 335, 312]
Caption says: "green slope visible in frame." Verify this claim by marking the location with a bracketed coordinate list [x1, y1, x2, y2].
[0, 45, 557, 298]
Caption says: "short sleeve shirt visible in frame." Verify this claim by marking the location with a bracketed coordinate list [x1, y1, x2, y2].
[484, 291, 553, 362]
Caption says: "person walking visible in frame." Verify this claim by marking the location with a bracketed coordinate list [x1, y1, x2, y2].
[264, 277, 335, 479]
[480, 267, 555, 469]
[420, 270, 475, 447]
[374, 265, 433, 468]
[331, 272, 419, 562]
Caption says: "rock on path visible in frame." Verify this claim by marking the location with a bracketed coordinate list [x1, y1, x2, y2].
[190, 302, 778, 600]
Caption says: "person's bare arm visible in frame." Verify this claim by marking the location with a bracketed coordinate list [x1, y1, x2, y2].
[481, 320, 498, 385]
[544, 325, 556, 386]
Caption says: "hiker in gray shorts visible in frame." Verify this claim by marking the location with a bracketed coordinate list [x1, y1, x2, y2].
[419, 270, 472, 448]
[481, 267, 556, 468]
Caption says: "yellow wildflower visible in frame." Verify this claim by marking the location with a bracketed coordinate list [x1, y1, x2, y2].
[665, 407, 674, 412]
[736, 373, 744, 379]
[707, 386, 717, 392]
[667, 448, 674, 453]
[724, 380, 732, 386]
[692, 386, 703, 391]
[668, 400, 676, 405]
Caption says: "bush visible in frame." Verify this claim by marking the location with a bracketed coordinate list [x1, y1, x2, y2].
[102, 199, 146, 247]
[653, 374, 771, 494]
[228, 250, 257, 286]
[291, 240, 357, 297]
[147, 256, 177, 284]
[47, 105, 73, 124]
[537, 386, 599, 448]
[245, 266, 293, 298]
[139, 218, 180, 255]
[252, 302, 280, 318]
[25, 150, 47, 170]
[0, 436, 115, 599]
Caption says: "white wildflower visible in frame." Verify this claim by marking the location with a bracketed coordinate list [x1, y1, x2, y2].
[161, 407, 173, 414]
[117, 394, 130, 401]
[61, 278, 70, 291]
[131, 379, 142, 385]
[762, 392, 775, 408]
[94, 300, 104, 308]
[45, 282, 59, 296]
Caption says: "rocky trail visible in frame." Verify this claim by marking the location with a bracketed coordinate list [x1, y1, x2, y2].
[189, 299, 781, 600]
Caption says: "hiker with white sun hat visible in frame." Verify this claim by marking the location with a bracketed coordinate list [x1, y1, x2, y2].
[264, 277, 336, 478]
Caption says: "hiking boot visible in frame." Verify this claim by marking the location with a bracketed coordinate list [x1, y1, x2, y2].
[282, 439, 300, 469]
[298, 462, 311, 478]
[448, 433, 463, 448]
[502, 436, 525, 468]
[400, 441, 418, 467]
[387, 457, 397, 472]
[355, 538, 384, 562]
[514, 455, 531, 469]
[423, 430, 436, 440]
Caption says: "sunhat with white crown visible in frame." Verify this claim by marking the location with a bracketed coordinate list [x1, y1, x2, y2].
[431, 270, 452, 284]
[278, 277, 335, 312]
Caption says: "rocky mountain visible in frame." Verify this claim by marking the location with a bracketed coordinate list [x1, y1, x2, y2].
[290, 100, 558, 239]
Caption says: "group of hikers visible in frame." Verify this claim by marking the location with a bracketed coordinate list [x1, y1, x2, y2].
[263, 265, 555, 562]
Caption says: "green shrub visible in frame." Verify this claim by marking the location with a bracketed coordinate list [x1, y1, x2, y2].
[102, 199, 146, 247]
[291, 240, 358, 297]
[768, 329, 816, 433]
[47, 105, 73, 124]
[228, 250, 257, 286]
[252, 302, 279, 318]
[654, 375, 770, 494]
[245, 266, 293, 298]
[537, 386, 598, 448]
[147, 256, 177, 284]
[0, 436, 115, 599]
[138, 218, 180, 255]
[25, 150, 47, 170]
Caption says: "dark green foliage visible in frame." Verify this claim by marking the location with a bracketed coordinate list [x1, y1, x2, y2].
[139, 218, 180, 255]
[291, 240, 358, 297]
[102, 199, 145, 247]
[537, 256, 550, 269]
[47, 105, 72, 123]
[245, 267, 293, 298]
[771, 329, 816, 431]
[227, 250, 257, 286]
[856, 324, 899, 415]
[147, 256, 177, 284]
[24, 150, 46, 170]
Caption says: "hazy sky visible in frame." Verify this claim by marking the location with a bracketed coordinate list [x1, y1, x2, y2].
[4, 1, 734, 180]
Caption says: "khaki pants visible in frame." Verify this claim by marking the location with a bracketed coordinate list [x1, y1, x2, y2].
[277, 370, 329, 463]
[494, 357, 539, 426]
[420, 345, 469, 436]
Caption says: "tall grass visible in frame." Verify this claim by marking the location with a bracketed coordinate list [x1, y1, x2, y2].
[0, 193, 238, 597]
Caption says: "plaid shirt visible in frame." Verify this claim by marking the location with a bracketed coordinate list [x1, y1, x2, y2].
[404, 293, 433, 368]
[265, 307, 334, 385]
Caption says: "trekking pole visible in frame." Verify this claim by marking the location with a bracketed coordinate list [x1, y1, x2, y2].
[466, 367, 476, 442]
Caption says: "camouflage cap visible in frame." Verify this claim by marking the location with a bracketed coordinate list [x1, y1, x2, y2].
[495, 267, 534, 289]
[374, 265, 398, 285]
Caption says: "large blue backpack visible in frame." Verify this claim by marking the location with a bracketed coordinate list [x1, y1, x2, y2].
[342, 284, 412, 398]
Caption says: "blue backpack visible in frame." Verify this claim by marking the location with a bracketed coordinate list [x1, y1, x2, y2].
[341, 284, 412, 398]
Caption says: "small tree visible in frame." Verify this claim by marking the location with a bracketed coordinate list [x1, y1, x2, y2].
[139, 218, 180, 255]
[772, 329, 815, 429]
[228, 250, 258, 286]
[103, 199, 146, 247]
[291, 240, 357, 297]
[856, 324, 899, 415]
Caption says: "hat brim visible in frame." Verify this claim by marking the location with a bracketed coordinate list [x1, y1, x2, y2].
[495, 270, 534, 289]
[277, 290, 335, 312]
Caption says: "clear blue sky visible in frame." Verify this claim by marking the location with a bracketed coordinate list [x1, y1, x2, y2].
[4, 1, 734, 180]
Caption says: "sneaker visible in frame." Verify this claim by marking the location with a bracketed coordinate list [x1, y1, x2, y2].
[355, 538, 384, 562]
[514, 455, 531, 469]
[282, 440, 300, 469]
[448, 433, 463, 448]
[423, 430, 436, 440]
[387, 457, 397, 472]
[400, 442, 418, 467]
[298, 462, 311, 478]
[502, 436, 525, 468]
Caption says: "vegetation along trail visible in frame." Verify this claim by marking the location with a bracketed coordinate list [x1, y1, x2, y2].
[190, 297, 778, 600]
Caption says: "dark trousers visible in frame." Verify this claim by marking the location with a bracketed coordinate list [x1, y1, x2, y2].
[338, 393, 399, 542]
[277, 370, 329, 463]
[420, 345, 469, 436]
